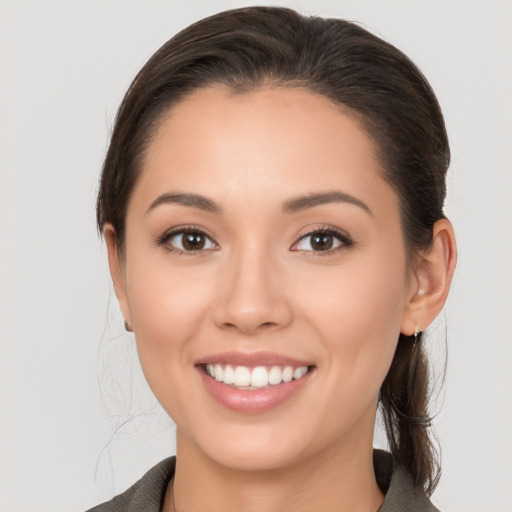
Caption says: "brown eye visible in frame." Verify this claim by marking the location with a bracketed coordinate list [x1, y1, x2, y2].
[182, 232, 206, 250]
[166, 229, 217, 252]
[292, 229, 352, 253]
[310, 233, 334, 251]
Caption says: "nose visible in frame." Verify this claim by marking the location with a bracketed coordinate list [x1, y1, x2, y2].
[212, 248, 293, 335]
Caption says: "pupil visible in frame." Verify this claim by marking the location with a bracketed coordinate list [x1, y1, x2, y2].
[311, 234, 333, 251]
[183, 232, 205, 250]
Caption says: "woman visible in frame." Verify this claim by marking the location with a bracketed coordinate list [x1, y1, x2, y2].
[89, 6, 456, 511]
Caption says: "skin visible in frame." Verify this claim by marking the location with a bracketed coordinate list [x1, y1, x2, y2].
[105, 87, 456, 512]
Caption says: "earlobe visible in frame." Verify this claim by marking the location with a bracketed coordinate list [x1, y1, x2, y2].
[401, 219, 457, 335]
[103, 224, 131, 324]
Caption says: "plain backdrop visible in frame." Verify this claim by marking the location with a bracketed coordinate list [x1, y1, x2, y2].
[1, 1, 511, 511]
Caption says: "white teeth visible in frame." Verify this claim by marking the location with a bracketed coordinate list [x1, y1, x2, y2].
[251, 366, 269, 388]
[234, 366, 251, 386]
[282, 366, 294, 383]
[206, 364, 310, 387]
[268, 366, 282, 385]
[223, 365, 235, 385]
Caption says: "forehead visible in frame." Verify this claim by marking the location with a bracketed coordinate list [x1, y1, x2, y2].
[131, 86, 397, 216]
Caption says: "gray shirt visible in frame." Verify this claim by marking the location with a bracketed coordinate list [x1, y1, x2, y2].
[86, 450, 440, 512]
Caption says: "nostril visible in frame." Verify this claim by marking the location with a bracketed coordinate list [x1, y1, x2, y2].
[220, 321, 277, 332]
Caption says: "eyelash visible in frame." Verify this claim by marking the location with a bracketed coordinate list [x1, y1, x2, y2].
[156, 225, 218, 255]
[156, 225, 354, 255]
[291, 226, 354, 256]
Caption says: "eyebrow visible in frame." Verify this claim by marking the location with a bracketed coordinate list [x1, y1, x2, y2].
[282, 191, 372, 215]
[147, 193, 222, 214]
[146, 190, 371, 216]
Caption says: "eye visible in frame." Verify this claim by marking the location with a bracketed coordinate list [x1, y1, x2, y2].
[159, 228, 218, 253]
[291, 228, 353, 253]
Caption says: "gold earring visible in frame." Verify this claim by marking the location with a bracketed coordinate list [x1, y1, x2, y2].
[124, 320, 133, 332]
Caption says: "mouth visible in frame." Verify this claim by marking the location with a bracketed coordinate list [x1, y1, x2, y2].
[202, 363, 313, 389]
[195, 352, 316, 413]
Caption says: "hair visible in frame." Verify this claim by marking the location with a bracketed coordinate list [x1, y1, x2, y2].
[97, 6, 449, 496]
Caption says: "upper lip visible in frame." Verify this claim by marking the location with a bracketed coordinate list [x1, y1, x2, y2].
[195, 351, 314, 368]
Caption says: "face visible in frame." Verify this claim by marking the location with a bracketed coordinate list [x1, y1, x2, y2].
[112, 87, 419, 471]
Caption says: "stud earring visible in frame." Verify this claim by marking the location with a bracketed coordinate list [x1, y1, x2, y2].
[124, 320, 133, 332]
[414, 326, 420, 343]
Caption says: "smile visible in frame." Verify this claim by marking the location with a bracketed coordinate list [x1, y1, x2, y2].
[205, 364, 310, 389]
[196, 353, 316, 413]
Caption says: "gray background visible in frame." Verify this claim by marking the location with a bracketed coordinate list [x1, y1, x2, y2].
[1, 1, 511, 511]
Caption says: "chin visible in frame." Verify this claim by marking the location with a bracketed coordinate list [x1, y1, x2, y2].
[206, 441, 307, 472]
[178, 417, 329, 473]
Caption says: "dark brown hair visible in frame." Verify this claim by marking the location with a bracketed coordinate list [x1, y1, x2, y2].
[97, 6, 449, 495]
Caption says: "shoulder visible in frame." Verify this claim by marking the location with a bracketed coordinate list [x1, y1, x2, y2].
[85, 457, 176, 512]
[374, 450, 441, 512]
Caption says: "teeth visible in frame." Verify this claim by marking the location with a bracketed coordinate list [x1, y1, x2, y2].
[268, 366, 282, 385]
[234, 366, 251, 386]
[205, 364, 310, 387]
[223, 364, 235, 385]
[251, 366, 269, 388]
[282, 366, 294, 383]
[293, 367, 307, 379]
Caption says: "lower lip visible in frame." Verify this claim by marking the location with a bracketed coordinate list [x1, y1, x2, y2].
[198, 368, 313, 413]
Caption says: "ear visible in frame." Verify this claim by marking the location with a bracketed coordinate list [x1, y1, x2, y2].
[401, 219, 457, 335]
[103, 224, 131, 325]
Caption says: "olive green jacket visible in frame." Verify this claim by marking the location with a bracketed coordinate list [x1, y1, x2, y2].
[86, 450, 440, 512]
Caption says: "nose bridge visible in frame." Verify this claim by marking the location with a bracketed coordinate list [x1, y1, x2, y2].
[213, 238, 291, 333]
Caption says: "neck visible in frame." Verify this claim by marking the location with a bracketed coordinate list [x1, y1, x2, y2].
[164, 431, 384, 512]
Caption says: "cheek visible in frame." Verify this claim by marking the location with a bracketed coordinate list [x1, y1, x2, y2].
[294, 251, 409, 397]
[124, 253, 213, 379]
[297, 249, 407, 332]
[123, 257, 221, 432]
